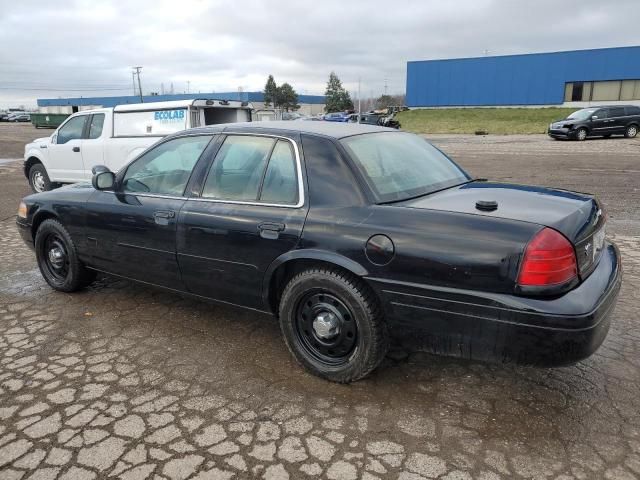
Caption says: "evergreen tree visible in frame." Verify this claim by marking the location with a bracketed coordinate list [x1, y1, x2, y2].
[324, 72, 353, 112]
[276, 83, 299, 111]
[263, 75, 278, 108]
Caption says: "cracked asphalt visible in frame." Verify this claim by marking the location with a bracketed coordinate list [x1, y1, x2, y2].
[1, 124, 640, 479]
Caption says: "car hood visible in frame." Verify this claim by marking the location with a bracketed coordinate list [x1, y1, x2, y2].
[26, 137, 52, 148]
[397, 181, 602, 243]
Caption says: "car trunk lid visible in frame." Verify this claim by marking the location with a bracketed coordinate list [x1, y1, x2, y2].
[398, 181, 606, 276]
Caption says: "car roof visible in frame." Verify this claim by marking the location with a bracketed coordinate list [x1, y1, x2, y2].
[577, 105, 636, 109]
[180, 121, 398, 140]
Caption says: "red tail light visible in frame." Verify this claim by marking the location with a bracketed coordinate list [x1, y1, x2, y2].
[518, 228, 578, 287]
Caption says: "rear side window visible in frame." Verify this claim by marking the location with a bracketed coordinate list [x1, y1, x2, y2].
[609, 107, 626, 118]
[57, 115, 87, 144]
[88, 114, 105, 139]
[626, 106, 640, 115]
[202, 135, 274, 201]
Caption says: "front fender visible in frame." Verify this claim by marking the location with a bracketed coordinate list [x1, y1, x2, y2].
[24, 149, 48, 177]
[261, 248, 370, 311]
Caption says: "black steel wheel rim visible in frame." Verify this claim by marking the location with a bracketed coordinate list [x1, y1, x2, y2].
[42, 233, 69, 282]
[295, 291, 358, 366]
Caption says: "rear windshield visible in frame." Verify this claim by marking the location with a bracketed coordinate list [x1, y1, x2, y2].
[340, 132, 470, 203]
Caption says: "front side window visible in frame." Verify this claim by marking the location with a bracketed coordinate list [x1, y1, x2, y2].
[341, 132, 470, 203]
[88, 114, 105, 139]
[567, 109, 597, 120]
[122, 135, 211, 196]
[202, 135, 274, 201]
[57, 115, 87, 144]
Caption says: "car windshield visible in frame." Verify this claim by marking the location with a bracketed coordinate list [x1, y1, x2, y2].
[341, 132, 470, 203]
[567, 108, 597, 120]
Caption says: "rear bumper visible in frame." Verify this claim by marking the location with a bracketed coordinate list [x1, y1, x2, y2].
[369, 242, 622, 366]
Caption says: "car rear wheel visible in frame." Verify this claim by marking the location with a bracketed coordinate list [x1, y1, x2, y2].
[29, 163, 51, 193]
[278, 267, 388, 383]
[35, 219, 96, 292]
[625, 124, 638, 138]
[576, 128, 588, 141]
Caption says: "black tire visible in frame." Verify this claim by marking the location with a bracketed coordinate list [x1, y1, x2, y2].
[625, 124, 638, 138]
[278, 267, 388, 383]
[29, 163, 51, 193]
[35, 219, 96, 292]
[576, 128, 588, 141]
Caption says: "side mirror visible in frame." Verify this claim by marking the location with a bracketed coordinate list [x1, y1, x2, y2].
[91, 166, 115, 190]
[51, 134, 57, 144]
[591, 115, 598, 120]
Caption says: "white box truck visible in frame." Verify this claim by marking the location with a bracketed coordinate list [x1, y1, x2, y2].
[24, 99, 252, 192]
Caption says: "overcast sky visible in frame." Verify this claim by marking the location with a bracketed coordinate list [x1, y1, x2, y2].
[1, 0, 639, 108]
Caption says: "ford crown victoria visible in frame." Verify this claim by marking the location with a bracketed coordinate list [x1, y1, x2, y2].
[16, 122, 622, 382]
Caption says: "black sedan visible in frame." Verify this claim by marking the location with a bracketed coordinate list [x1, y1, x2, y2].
[16, 122, 622, 382]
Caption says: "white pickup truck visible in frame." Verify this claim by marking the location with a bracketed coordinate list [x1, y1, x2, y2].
[24, 99, 252, 192]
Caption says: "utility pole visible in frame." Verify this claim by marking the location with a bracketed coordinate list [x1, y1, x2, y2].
[187, 81, 190, 94]
[384, 78, 388, 96]
[133, 66, 143, 102]
[131, 72, 137, 96]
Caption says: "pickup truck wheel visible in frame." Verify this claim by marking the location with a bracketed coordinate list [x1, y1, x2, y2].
[576, 128, 588, 141]
[29, 164, 51, 193]
[278, 267, 388, 383]
[625, 125, 638, 138]
[35, 219, 96, 292]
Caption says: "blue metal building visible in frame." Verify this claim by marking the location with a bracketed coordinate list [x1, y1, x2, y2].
[406, 46, 640, 107]
[37, 91, 325, 109]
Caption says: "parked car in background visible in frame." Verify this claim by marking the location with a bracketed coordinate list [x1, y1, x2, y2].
[16, 122, 621, 383]
[548, 105, 640, 140]
[23, 99, 253, 193]
[348, 113, 401, 129]
[8, 113, 31, 122]
[323, 112, 350, 122]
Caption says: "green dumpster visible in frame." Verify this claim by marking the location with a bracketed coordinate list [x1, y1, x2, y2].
[30, 113, 70, 129]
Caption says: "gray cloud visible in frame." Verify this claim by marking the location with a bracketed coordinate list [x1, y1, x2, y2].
[1, 0, 639, 107]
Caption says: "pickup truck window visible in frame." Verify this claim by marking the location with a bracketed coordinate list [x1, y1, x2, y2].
[88, 114, 105, 139]
[57, 115, 87, 144]
[122, 135, 212, 197]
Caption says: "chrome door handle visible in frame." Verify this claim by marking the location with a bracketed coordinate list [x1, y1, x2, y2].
[154, 210, 175, 219]
[258, 222, 285, 232]
[258, 222, 285, 240]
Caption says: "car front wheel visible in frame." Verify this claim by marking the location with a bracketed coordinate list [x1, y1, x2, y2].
[576, 128, 588, 141]
[625, 124, 638, 138]
[29, 163, 51, 193]
[278, 267, 388, 383]
[35, 219, 96, 292]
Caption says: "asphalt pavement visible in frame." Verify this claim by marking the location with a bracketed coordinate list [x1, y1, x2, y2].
[1, 126, 639, 479]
